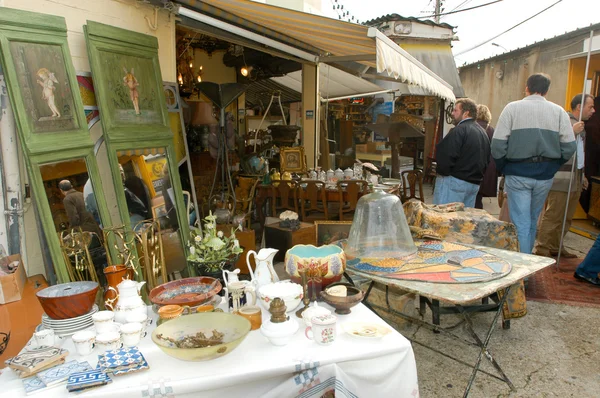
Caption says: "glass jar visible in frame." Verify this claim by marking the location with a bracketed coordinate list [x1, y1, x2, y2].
[345, 189, 416, 259]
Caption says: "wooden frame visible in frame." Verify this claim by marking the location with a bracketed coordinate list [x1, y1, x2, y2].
[314, 221, 353, 246]
[84, 22, 191, 276]
[280, 146, 307, 173]
[0, 9, 113, 283]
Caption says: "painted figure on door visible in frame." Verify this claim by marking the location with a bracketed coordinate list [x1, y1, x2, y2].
[36, 68, 61, 117]
[122, 67, 140, 115]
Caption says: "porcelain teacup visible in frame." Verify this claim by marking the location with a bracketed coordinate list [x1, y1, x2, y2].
[96, 332, 122, 352]
[305, 314, 337, 345]
[72, 330, 96, 355]
[34, 329, 55, 348]
[120, 323, 142, 347]
[92, 311, 115, 334]
[126, 312, 152, 337]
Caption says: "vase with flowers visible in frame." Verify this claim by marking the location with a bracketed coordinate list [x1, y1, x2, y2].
[187, 211, 244, 284]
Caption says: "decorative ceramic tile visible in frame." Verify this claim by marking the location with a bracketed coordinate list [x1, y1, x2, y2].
[98, 346, 143, 372]
[14, 358, 66, 379]
[37, 360, 92, 386]
[5, 347, 68, 372]
[66, 369, 111, 392]
[22, 375, 46, 395]
[111, 355, 149, 376]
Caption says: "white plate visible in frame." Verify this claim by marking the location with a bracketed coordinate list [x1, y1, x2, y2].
[36, 322, 95, 337]
[42, 318, 94, 330]
[343, 322, 392, 339]
[42, 304, 98, 324]
[38, 320, 95, 335]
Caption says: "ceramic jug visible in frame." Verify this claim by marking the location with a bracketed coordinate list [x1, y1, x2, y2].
[247, 248, 279, 289]
[103, 265, 133, 306]
[343, 168, 353, 179]
[105, 278, 147, 324]
[334, 168, 344, 180]
[326, 169, 334, 181]
[222, 268, 241, 287]
[223, 281, 256, 313]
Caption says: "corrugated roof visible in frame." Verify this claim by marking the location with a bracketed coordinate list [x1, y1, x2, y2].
[364, 14, 455, 30]
[459, 22, 600, 68]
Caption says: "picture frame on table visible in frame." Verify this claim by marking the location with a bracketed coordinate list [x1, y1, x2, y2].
[280, 146, 307, 174]
[314, 221, 353, 246]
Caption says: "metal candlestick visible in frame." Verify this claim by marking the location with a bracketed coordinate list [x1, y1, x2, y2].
[296, 268, 310, 318]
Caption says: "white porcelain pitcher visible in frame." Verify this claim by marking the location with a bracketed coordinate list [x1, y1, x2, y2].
[105, 278, 147, 324]
[222, 268, 241, 288]
[247, 248, 279, 289]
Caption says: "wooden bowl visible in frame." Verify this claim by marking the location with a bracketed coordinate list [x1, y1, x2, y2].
[36, 281, 99, 320]
[319, 282, 364, 315]
[149, 277, 222, 307]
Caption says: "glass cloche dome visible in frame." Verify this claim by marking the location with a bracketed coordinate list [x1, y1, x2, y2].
[345, 188, 417, 259]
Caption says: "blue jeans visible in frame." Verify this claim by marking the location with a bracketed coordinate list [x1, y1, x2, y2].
[505, 175, 553, 254]
[433, 175, 480, 207]
[576, 234, 600, 278]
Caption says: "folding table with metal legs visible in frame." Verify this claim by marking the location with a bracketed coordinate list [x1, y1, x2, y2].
[345, 245, 555, 397]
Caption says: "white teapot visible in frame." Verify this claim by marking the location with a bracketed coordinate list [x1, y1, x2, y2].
[105, 278, 147, 324]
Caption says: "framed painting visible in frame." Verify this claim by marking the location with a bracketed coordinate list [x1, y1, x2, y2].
[0, 8, 91, 154]
[315, 221, 353, 246]
[280, 146, 307, 173]
[83, 21, 169, 138]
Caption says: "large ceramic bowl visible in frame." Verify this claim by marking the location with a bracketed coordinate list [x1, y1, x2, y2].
[149, 277, 222, 307]
[151, 312, 250, 361]
[257, 281, 303, 313]
[285, 244, 346, 298]
[36, 281, 99, 320]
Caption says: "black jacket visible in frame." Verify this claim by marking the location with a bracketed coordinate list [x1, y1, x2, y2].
[436, 119, 491, 185]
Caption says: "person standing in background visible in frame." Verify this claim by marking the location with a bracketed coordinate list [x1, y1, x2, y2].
[534, 94, 595, 258]
[491, 73, 576, 254]
[433, 98, 491, 207]
[474, 104, 497, 209]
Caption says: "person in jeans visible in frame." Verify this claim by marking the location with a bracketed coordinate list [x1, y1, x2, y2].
[433, 98, 491, 207]
[492, 73, 576, 253]
[574, 234, 600, 286]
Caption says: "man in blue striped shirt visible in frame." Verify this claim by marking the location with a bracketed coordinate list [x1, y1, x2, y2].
[491, 73, 576, 253]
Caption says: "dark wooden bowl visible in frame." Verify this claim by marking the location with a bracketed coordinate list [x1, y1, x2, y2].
[319, 283, 364, 315]
[36, 281, 99, 320]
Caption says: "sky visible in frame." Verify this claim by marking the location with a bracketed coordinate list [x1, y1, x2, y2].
[317, 0, 598, 66]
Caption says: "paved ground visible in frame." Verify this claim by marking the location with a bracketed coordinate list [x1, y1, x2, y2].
[276, 183, 598, 397]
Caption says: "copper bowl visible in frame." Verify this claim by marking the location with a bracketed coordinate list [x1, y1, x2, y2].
[36, 281, 99, 320]
[319, 282, 364, 315]
[149, 277, 222, 307]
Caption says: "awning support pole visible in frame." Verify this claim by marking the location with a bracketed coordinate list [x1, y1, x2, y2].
[556, 30, 594, 270]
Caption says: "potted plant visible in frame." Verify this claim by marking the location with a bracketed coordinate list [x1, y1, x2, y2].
[187, 211, 243, 282]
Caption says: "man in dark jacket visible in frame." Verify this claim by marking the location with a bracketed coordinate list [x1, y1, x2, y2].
[433, 98, 491, 207]
[59, 180, 102, 246]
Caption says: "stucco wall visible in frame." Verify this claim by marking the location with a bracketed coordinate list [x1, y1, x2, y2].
[1, 0, 176, 278]
[458, 36, 583, 125]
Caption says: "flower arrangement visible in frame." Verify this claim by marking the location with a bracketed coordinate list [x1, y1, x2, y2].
[187, 211, 243, 273]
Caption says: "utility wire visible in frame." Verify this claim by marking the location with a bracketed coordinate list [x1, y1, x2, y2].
[449, 0, 473, 13]
[455, 0, 562, 56]
[418, 0, 503, 19]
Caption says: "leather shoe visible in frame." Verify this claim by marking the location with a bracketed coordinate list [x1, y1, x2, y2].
[551, 250, 577, 258]
[573, 272, 600, 286]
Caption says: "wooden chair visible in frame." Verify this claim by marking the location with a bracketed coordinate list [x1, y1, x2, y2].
[298, 180, 331, 222]
[234, 176, 260, 229]
[270, 180, 299, 217]
[338, 180, 369, 221]
[401, 170, 425, 202]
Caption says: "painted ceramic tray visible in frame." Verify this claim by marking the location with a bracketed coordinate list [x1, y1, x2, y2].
[338, 240, 512, 283]
[343, 323, 392, 339]
[149, 277, 222, 306]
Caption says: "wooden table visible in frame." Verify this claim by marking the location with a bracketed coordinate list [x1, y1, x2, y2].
[349, 244, 555, 397]
[254, 184, 366, 227]
[0, 275, 48, 368]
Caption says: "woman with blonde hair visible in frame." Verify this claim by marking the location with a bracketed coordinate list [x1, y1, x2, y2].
[475, 104, 498, 209]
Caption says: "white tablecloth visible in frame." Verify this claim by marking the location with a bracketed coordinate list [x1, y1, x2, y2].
[0, 303, 419, 397]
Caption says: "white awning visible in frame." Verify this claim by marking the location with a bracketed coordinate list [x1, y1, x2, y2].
[368, 28, 456, 102]
[271, 64, 389, 101]
[177, 1, 456, 101]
